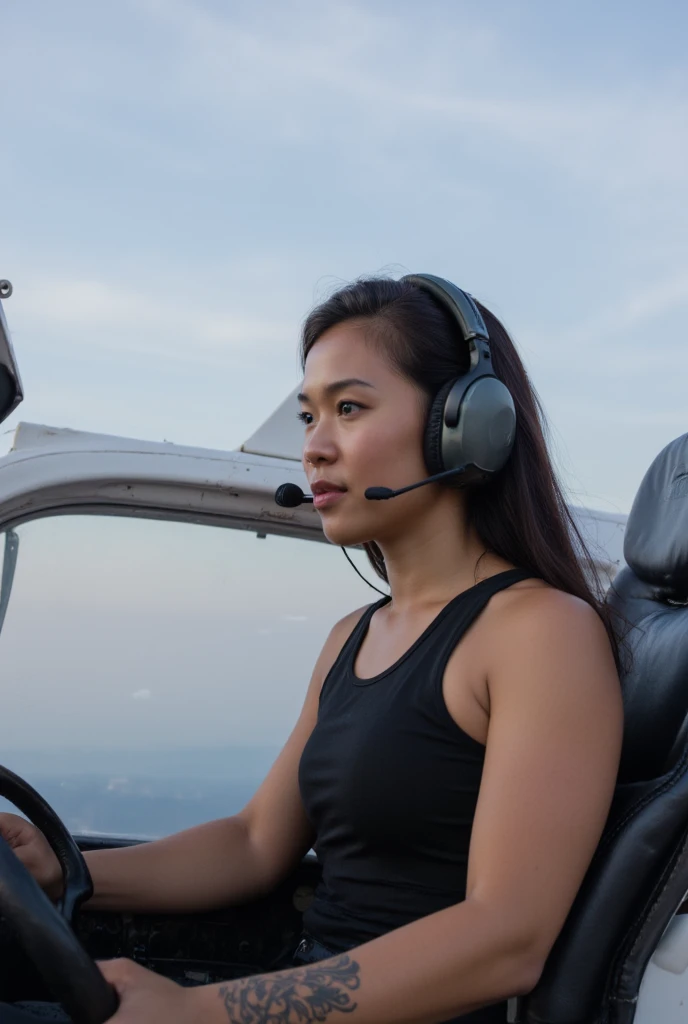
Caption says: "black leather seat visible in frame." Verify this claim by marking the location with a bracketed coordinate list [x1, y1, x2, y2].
[518, 432, 688, 1024]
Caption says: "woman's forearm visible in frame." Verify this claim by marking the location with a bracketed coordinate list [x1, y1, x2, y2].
[192, 898, 543, 1024]
[83, 815, 273, 913]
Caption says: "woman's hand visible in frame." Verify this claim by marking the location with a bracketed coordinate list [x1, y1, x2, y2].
[99, 959, 213, 1023]
[0, 812, 62, 898]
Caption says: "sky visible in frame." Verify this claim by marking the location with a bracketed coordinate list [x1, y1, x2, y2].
[1, 0, 687, 514]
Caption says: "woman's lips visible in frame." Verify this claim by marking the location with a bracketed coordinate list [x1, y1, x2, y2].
[313, 489, 346, 510]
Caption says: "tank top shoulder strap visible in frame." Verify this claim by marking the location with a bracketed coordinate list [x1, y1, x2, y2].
[421, 568, 536, 672]
[319, 597, 390, 705]
[471, 567, 534, 599]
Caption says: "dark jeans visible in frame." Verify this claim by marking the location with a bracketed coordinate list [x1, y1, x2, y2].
[0, 1007, 70, 1022]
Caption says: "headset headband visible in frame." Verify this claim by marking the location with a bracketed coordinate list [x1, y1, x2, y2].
[401, 273, 492, 376]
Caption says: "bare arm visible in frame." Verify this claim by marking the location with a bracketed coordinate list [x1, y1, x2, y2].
[177, 590, 623, 1022]
[84, 607, 368, 913]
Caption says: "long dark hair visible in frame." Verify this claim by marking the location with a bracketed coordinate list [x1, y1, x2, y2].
[300, 276, 620, 665]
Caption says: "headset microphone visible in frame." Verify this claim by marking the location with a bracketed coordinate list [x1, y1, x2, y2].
[277, 469, 467, 506]
[364, 465, 467, 501]
[274, 483, 313, 507]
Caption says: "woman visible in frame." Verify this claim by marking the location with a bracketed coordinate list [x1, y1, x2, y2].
[1, 275, 623, 1024]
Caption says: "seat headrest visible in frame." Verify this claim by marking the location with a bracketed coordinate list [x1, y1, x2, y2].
[624, 433, 688, 601]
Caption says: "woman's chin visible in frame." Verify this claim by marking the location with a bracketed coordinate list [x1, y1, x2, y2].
[319, 512, 372, 549]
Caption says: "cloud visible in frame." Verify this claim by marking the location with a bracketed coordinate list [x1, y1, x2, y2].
[528, 266, 688, 376]
[132, 688, 152, 700]
[11, 276, 292, 366]
[10, 0, 683, 203]
[137, 0, 688, 198]
[602, 269, 688, 334]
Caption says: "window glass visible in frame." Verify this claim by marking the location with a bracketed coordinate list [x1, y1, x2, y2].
[0, 516, 379, 838]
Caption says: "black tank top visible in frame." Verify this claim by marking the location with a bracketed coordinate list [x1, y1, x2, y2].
[298, 568, 533, 1024]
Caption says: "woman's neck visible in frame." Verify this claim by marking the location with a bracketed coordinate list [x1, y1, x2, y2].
[377, 500, 512, 613]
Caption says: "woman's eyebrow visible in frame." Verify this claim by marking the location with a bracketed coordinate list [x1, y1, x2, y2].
[297, 378, 376, 403]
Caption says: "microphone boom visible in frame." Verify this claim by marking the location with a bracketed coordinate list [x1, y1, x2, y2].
[365, 466, 467, 500]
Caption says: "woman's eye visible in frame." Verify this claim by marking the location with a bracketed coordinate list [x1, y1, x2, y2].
[297, 411, 313, 426]
[339, 401, 361, 416]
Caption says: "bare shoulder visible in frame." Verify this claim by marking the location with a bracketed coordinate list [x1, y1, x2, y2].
[489, 579, 612, 649]
[484, 579, 621, 706]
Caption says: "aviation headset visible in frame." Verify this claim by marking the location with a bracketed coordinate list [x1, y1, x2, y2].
[401, 273, 517, 487]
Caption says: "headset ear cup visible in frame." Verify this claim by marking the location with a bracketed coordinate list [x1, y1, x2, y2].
[424, 378, 457, 476]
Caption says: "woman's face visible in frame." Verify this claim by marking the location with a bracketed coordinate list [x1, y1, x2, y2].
[299, 321, 435, 548]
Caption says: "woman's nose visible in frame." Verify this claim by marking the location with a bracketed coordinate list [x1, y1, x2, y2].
[303, 420, 337, 466]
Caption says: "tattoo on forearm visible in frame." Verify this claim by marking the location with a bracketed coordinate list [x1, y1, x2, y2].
[218, 955, 361, 1023]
